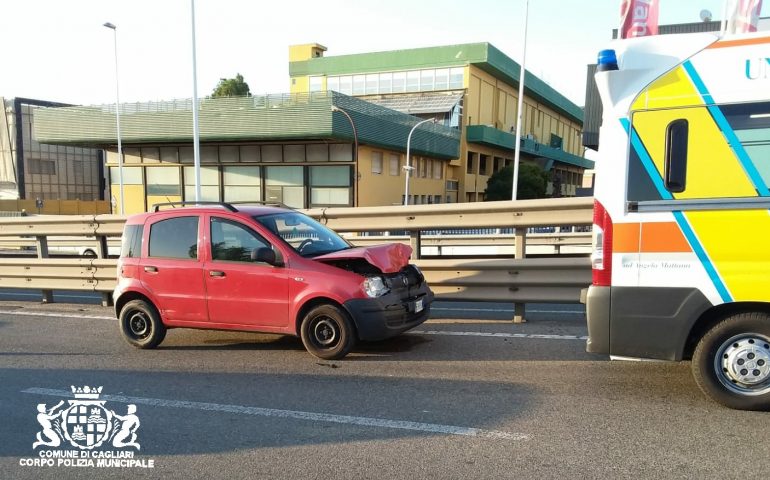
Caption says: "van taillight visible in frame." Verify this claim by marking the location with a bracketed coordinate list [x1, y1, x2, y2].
[591, 199, 613, 286]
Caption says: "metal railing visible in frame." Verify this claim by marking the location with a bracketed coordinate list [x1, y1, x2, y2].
[0, 198, 594, 321]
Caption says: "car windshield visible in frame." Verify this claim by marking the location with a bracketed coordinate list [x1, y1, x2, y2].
[254, 212, 352, 258]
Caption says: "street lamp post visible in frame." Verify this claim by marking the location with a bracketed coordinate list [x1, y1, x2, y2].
[190, 0, 202, 201]
[103, 22, 124, 214]
[511, 0, 530, 201]
[403, 118, 436, 206]
[331, 105, 359, 206]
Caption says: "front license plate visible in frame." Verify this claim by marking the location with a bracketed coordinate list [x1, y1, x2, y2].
[414, 298, 424, 313]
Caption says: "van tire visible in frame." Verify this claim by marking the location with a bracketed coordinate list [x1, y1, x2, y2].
[692, 312, 770, 411]
[119, 299, 166, 349]
[300, 304, 355, 360]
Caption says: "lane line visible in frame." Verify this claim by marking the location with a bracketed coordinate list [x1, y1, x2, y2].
[411, 330, 588, 341]
[0, 310, 114, 320]
[22, 388, 528, 441]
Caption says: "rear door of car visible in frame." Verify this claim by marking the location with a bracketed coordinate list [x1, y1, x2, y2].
[202, 215, 289, 328]
[139, 213, 208, 323]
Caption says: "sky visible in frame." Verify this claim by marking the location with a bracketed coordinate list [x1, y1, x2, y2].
[1, 0, 764, 108]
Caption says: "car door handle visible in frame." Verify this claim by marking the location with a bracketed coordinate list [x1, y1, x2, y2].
[209, 270, 225, 277]
[144, 266, 158, 273]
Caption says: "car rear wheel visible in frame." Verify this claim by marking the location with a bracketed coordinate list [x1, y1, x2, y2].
[300, 304, 355, 360]
[119, 299, 166, 349]
[692, 312, 770, 410]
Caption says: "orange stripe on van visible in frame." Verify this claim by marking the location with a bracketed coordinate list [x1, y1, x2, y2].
[613, 222, 691, 253]
[707, 36, 770, 49]
[613, 223, 640, 253]
[640, 222, 691, 253]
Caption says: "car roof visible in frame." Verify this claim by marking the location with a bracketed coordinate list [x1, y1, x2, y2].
[124, 204, 295, 225]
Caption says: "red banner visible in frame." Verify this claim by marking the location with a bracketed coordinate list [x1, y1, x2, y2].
[620, 0, 660, 38]
[726, 0, 763, 33]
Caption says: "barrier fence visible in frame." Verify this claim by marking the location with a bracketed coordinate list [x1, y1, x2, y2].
[0, 198, 594, 322]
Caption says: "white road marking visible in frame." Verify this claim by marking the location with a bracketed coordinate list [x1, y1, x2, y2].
[432, 307, 584, 314]
[0, 310, 114, 320]
[410, 330, 588, 341]
[22, 388, 528, 441]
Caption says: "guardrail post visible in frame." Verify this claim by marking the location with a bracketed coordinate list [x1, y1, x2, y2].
[96, 235, 114, 306]
[513, 227, 527, 324]
[35, 235, 54, 303]
[410, 231, 422, 259]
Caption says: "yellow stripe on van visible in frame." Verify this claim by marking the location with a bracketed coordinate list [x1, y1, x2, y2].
[685, 209, 770, 301]
[631, 67, 702, 111]
[632, 107, 757, 199]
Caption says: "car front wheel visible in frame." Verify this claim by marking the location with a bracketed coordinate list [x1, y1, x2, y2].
[692, 312, 770, 410]
[300, 304, 355, 360]
[119, 299, 167, 349]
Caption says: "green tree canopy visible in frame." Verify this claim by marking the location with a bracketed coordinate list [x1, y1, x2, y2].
[484, 163, 548, 201]
[211, 73, 251, 98]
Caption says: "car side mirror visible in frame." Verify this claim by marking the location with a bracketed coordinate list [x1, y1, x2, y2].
[251, 247, 282, 266]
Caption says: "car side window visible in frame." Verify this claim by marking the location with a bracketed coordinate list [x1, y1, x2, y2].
[210, 217, 271, 263]
[148, 216, 199, 260]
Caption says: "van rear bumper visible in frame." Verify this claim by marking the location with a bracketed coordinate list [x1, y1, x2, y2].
[584, 286, 713, 361]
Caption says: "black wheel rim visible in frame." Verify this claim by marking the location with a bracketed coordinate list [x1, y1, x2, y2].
[127, 311, 150, 340]
[310, 315, 339, 349]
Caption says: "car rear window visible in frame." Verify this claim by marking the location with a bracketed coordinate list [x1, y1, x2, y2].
[120, 224, 143, 258]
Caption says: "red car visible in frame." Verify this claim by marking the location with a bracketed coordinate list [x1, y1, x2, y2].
[114, 202, 433, 359]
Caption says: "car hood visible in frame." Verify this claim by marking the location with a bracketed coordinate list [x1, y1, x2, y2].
[313, 243, 413, 274]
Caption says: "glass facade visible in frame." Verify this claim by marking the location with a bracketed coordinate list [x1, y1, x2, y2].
[315, 67, 465, 96]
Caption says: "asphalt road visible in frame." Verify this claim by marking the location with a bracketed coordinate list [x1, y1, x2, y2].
[0, 299, 767, 479]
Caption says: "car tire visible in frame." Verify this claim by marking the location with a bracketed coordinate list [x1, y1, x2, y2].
[692, 312, 770, 411]
[119, 299, 167, 349]
[300, 304, 356, 360]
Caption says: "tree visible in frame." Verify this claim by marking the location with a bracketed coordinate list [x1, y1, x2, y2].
[483, 163, 548, 201]
[211, 73, 251, 98]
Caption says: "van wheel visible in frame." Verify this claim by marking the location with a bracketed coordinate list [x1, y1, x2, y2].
[692, 312, 770, 410]
[300, 304, 355, 360]
[82, 249, 97, 258]
[119, 299, 166, 349]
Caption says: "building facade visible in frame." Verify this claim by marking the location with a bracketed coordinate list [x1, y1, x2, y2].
[289, 42, 592, 201]
[33, 92, 459, 213]
[0, 97, 103, 201]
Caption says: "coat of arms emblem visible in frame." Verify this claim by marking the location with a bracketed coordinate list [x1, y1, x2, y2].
[33, 386, 141, 450]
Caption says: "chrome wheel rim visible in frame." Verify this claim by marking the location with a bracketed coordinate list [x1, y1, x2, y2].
[715, 333, 770, 396]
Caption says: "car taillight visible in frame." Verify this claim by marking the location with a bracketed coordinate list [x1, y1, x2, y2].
[591, 199, 613, 286]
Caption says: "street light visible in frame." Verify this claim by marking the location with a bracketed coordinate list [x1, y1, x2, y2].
[103, 22, 124, 214]
[403, 117, 436, 206]
[511, 0, 530, 201]
[331, 105, 359, 206]
[190, 0, 202, 201]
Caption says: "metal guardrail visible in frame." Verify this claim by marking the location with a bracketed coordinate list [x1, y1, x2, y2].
[0, 198, 595, 321]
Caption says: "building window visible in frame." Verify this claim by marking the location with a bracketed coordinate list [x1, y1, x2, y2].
[365, 74, 378, 95]
[433, 160, 443, 179]
[466, 152, 475, 174]
[110, 166, 142, 185]
[146, 167, 181, 196]
[379, 73, 392, 94]
[310, 165, 351, 207]
[433, 195, 441, 204]
[330, 144, 353, 162]
[28, 158, 56, 175]
[353, 75, 366, 95]
[420, 70, 434, 91]
[449, 67, 464, 89]
[371, 151, 383, 174]
[184, 165, 220, 201]
[265, 166, 304, 208]
[223, 166, 261, 202]
[339, 76, 353, 95]
[309, 76, 323, 92]
[435, 69, 449, 90]
[479, 154, 489, 176]
[392, 72, 406, 93]
[406, 71, 420, 92]
[389, 154, 400, 176]
[327, 76, 340, 92]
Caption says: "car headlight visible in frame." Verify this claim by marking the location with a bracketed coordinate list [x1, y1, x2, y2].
[363, 276, 389, 298]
